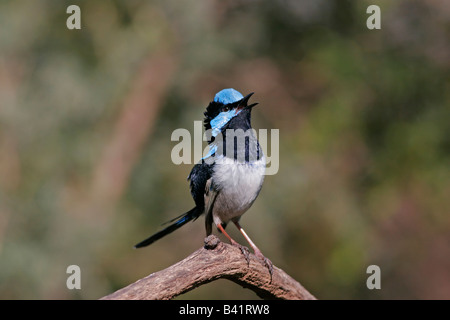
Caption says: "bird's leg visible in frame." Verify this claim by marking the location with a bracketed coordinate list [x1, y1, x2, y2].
[233, 221, 274, 279]
[216, 223, 251, 266]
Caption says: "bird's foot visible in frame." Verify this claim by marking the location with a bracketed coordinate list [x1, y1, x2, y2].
[254, 249, 274, 282]
[231, 240, 273, 281]
[230, 240, 251, 267]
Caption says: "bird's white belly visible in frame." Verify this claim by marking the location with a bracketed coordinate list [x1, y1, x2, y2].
[212, 156, 265, 225]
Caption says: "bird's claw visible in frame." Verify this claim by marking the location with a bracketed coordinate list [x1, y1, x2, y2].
[255, 250, 274, 282]
[231, 240, 273, 282]
[231, 241, 251, 266]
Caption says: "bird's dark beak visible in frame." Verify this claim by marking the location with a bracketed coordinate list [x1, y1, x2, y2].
[237, 92, 258, 111]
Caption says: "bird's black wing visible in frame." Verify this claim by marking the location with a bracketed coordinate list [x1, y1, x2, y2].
[187, 161, 214, 209]
[188, 161, 219, 236]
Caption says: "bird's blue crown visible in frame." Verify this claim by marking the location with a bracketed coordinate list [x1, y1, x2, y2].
[213, 88, 244, 105]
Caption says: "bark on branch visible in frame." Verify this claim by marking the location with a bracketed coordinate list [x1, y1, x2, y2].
[101, 235, 316, 300]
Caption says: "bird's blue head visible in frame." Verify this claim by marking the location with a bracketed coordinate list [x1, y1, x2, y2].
[204, 88, 258, 138]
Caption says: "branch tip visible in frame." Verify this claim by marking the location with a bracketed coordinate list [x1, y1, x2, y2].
[204, 235, 221, 250]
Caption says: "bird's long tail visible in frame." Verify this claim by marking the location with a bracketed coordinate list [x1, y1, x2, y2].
[134, 207, 200, 248]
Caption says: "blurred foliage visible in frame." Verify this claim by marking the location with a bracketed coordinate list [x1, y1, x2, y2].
[0, 0, 449, 299]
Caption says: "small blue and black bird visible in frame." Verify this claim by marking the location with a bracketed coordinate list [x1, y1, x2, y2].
[135, 88, 272, 272]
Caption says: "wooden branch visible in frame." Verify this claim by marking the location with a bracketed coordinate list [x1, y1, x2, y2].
[101, 235, 316, 300]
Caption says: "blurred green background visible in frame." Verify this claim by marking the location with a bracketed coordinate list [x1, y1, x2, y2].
[1, 0, 449, 299]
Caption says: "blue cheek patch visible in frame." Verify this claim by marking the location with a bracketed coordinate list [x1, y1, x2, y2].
[210, 109, 242, 137]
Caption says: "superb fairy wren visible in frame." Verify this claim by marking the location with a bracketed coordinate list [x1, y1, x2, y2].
[135, 88, 272, 274]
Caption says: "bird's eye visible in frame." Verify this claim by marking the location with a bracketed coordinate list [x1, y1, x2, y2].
[223, 106, 230, 112]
